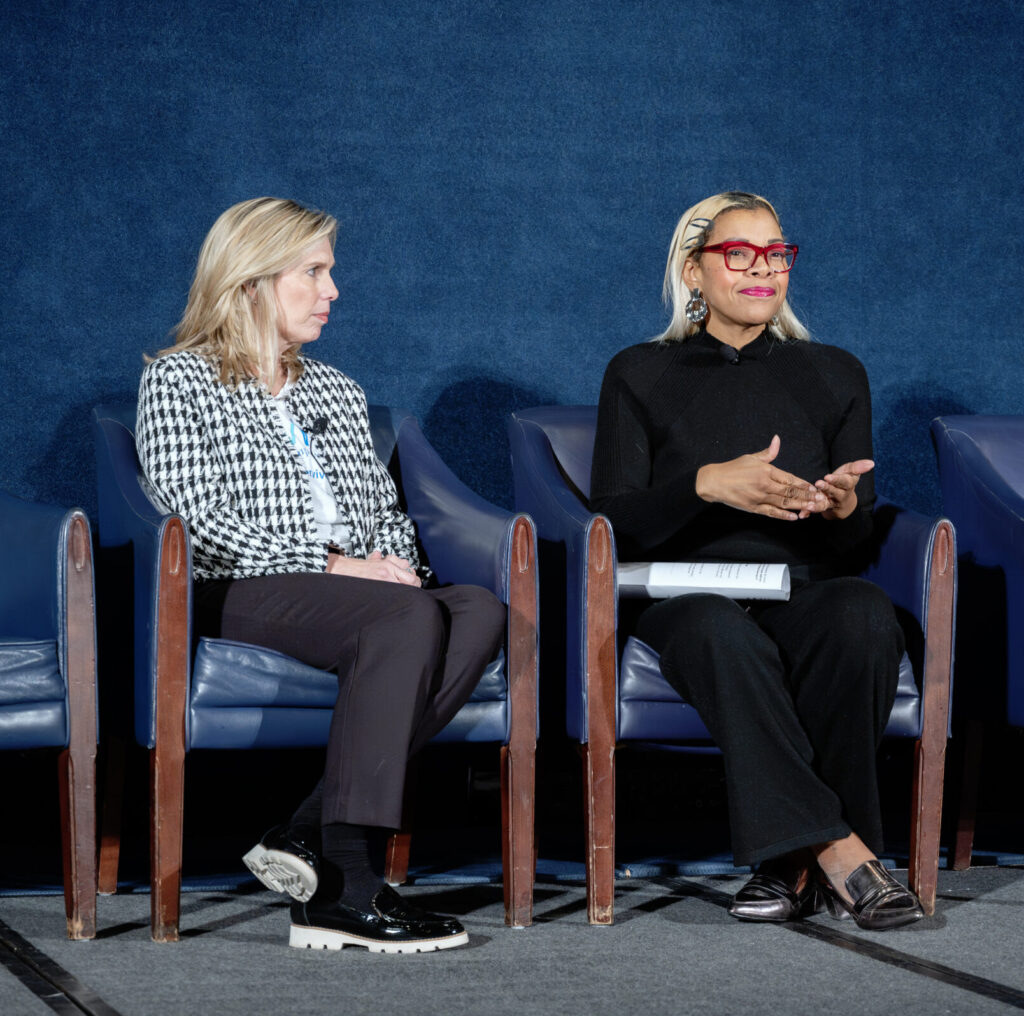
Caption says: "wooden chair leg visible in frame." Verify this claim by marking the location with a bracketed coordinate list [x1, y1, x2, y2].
[501, 742, 536, 927]
[150, 517, 188, 943]
[97, 736, 125, 895]
[384, 830, 412, 886]
[952, 718, 984, 870]
[908, 736, 943, 916]
[150, 746, 185, 942]
[384, 765, 419, 886]
[61, 509, 97, 939]
[58, 748, 97, 940]
[501, 746, 512, 917]
[583, 742, 615, 925]
[502, 514, 537, 927]
[584, 516, 617, 925]
[908, 518, 954, 916]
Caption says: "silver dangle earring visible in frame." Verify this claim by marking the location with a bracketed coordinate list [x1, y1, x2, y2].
[684, 287, 708, 325]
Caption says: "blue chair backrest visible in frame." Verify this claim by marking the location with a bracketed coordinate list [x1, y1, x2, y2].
[524, 406, 597, 501]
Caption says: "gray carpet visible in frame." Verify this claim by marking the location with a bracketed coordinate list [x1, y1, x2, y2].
[3, 868, 1024, 1016]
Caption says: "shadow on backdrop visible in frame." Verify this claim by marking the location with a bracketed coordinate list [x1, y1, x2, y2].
[23, 393, 136, 519]
[874, 387, 973, 518]
[422, 376, 555, 510]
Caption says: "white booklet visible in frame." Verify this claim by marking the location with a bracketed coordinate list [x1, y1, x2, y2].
[617, 561, 790, 600]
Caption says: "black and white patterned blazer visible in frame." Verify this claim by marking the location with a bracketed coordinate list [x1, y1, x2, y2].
[136, 351, 418, 582]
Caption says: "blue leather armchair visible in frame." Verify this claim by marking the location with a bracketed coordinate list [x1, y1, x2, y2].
[0, 492, 97, 939]
[931, 415, 1024, 869]
[509, 405, 955, 923]
[93, 404, 537, 941]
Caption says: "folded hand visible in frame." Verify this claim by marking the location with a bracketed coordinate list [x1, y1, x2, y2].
[814, 460, 874, 520]
[326, 549, 421, 585]
[695, 435, 829, 521]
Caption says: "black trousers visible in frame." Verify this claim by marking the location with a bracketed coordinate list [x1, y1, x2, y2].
[194, 573, 506, 830]
[634, 576, 904, 867]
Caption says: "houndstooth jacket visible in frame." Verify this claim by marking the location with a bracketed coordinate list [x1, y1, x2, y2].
[136, 351, 419, 582]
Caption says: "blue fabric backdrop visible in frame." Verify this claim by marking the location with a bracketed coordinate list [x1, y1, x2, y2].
[2, 0, 1021, 516]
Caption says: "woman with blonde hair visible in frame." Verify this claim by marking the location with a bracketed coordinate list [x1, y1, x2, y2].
[590, 191, 923, 930]
[137, 197, 504, 953]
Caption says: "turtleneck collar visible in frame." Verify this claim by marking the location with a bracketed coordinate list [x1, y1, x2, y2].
[692, 326, 775, 359]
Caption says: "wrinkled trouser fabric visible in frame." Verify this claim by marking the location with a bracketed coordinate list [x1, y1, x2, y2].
[635, 576, 904, 866]
[195, 572, 506, 829]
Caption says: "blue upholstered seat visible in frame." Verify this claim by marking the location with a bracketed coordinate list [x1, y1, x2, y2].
[186, 636, 508, 748]
[509, 405, 955, 922]
[0, 639, 66, 746]
[615, 635, 922, 743]
[93, 403, 537, 940]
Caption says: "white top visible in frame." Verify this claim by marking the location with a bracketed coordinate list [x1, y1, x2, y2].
[271, 381, 353, 553]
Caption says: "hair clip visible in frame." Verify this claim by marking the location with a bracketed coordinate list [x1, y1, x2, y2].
[680, 217, 714, 251]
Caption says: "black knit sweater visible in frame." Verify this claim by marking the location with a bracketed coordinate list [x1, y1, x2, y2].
[589, 327, 876, 573]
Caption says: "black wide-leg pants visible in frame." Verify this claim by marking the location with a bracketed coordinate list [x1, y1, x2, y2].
[634, 576, 904, 867]
[194, 573, 506, 830]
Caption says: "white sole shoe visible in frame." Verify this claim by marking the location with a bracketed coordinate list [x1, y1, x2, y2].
[242, 845, 318, 902]
[288, 922, 469, 954]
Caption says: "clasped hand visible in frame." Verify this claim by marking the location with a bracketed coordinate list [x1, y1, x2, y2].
[695, 435, 873, 521]
[326, 549, 421, 585]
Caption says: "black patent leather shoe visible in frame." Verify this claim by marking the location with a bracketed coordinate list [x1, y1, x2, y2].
[290, 885, 469, 953]
[822, 859, 924, 930]
[728, 865, 822, 922]
[243, 824, 321, 902]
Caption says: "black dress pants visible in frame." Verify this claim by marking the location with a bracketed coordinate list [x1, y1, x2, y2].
[634, 576, 904, 867]
[194, 572, 506, 830]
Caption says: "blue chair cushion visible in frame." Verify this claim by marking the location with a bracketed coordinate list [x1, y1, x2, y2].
[187, 637, 509, 749]
[191, 639, 338, 710]
[0, 639, 68, 748]
[431, 650, 509, 744]
[617, 636, 921, 743]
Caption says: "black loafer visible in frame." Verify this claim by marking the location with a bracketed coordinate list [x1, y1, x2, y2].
[823, 859, 924, 930]
[290, 885, 469, 953]
[729, 867, 822, 922]
[242, 824, 321, 902]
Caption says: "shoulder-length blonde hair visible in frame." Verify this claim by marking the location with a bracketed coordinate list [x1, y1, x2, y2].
[655, 191, 809, 344]
[155, 197, 338, 387]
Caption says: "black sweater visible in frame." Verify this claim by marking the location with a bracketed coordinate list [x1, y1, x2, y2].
[589, 327, 876, 574]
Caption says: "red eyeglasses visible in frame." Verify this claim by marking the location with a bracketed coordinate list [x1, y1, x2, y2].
[697, 242, 798, 273]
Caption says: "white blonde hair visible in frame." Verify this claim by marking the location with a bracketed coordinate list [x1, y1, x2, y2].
[155, 197, 338, 387]
[655, 191, 809, 343]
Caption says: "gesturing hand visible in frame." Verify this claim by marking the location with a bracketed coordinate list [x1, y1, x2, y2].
[814, 459, 874, 520]
[695, 435, 828, 521]
[326, 549, 422, 585]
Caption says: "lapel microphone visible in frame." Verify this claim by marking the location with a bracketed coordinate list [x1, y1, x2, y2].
[719, 345, 741, 366]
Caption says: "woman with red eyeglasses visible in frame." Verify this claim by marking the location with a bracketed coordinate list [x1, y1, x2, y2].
[590, 191, 923, 930]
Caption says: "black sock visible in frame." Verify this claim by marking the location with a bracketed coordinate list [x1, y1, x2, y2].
[288, 780, 324, 837]
[321, 822, 384, 909]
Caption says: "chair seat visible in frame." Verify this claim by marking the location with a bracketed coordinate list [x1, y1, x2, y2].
[0, 639, 64, 701]
[617, 636, 922, 743]
[187, 636, 509, 749]
[190, 638, 338, 710]
[0, 639, 67, 748]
